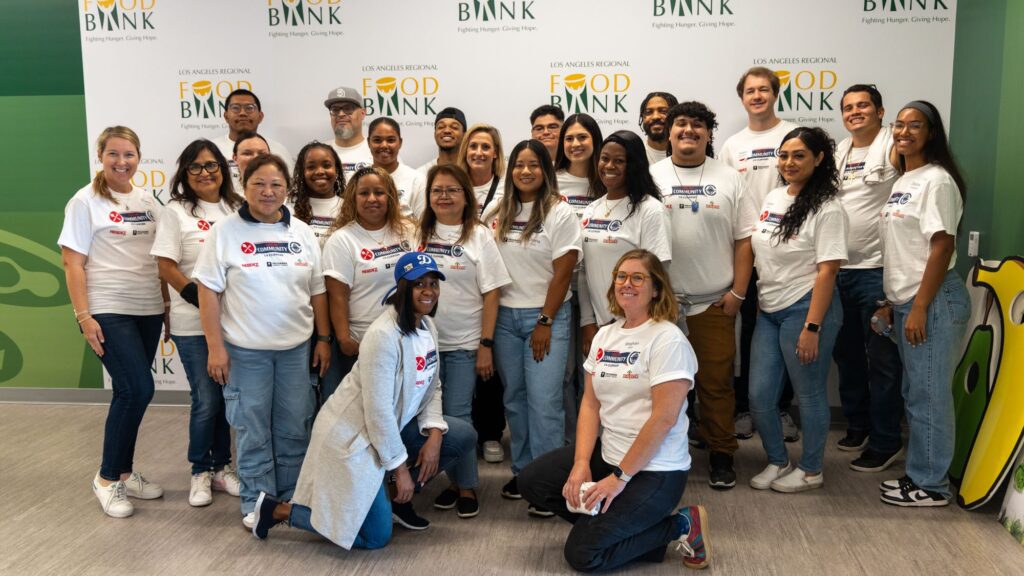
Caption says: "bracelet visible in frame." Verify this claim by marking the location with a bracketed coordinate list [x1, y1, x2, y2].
[875, 299, 892, 308]
[75, 309, 91, 320]
[164, 301, 172, 309]
[77, 314, 93, 324]
[729, 289, 746, 301]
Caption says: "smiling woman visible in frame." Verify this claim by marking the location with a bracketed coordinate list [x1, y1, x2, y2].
[369, 117, 427, 219]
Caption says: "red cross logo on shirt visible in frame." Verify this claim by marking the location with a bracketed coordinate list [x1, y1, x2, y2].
[109, 211, 123, 223]
[759, 211, 769, 221]
[197, 220, 210, 231]
[416, 356, 426, 371]
[240, 242, 256, 254]
[595, 348, 604, 361]
[360, 248, 374, 261]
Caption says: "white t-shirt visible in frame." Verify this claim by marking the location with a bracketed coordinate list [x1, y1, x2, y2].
[651, 157, 755, 315]
[388, 163, 427, 221]
[751, 188, 849, 313]
[584, 319, 696, 472]
[401, 326, 438, 428]
[474, 177, 504, 219]
[492, 200, 582, 309]
[579, 195, 671, 326]
[192, 210, 326, 350]
[836, 133, 898, 269]
[556, 170, 596, 219]
[419, 222, 512, 351]
[645, 140, 669, 167]
[57, 184, 163, 316]
[150, 198, 236, 335]
[286, 195, 343, 249]
[322, 223, 414, 341]
[416, 158, 438, 176]
[212, 134, 293, 180]
[330, 140, 374, 181]
[880, 164, 962, 305]
[719, 120, 798, 211]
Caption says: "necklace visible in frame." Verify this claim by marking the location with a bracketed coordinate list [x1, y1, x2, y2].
[360, 224, 391, 247]
[602, 195, 627, 218]
[672, 160, 706, 214]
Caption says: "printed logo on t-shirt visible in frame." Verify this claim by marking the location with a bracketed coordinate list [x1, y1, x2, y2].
[886, 192, 912, 205]
[581, 218, 623, 232]
[109, 210, 154, 224]
[843, 161, 866, 182]
[344, 161, 371, 173]
[594, 348, 640, 366]
[197, 219, 212, 231]
[239, 241, 303, 255]
[421, 242, 465, 258]
[561, 195, 592, 208]
[759, 211, 784, 225]
[739, 148, 778, 163]
[415, 349, 438, 386]
[360, 242, 407, 261]
[310, 215, 334, 229]
[509, 221, 544, 234]
[669, 184, 716, 197]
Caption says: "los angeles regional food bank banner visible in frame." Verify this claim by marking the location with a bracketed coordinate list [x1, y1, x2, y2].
[73, 0, 957, 390]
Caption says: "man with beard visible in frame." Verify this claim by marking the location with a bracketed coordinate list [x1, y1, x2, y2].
[325, 86, 373, 180]
[212, 89, 292, 179]
[417, 107, 467, 176]
[639, 91, 678, 166]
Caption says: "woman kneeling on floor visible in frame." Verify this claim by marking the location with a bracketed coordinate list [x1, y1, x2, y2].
[519, 249, 711, 572]
[250, 252, 479, 547]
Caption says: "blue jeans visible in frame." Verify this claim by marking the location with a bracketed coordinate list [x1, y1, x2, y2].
[223, 342, 316, 514]
[439, 349, 478, 425]
[399, 416, 479, 489]
[833, 268, 904, 453]
[94, 313, 163, 481]
[749, 289, 842, 473]
[173, 335, 232, 474]
[290, 483, 392, 549]
[495, 301, 570, 474]
[893, 270, 970, 497]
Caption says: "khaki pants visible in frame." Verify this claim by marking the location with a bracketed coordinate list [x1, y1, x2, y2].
[685, 305, 739, 455]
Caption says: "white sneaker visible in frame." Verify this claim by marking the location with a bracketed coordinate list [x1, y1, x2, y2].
[189, 472, 213, 507]
[243, 512, 256, 529]
[212, 465, 241, 497]
[482, 441, 504, 463]
[750, 462, 793, 490]
[124, 471, 164, 500]
[770, 468, 824, 493]
[93, 473, 133, 518]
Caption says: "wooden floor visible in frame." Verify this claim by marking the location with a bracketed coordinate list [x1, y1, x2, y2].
[1, 403, 1021, 575]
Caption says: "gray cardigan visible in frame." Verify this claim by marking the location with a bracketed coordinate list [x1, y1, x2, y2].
[292, 308, 447, 549]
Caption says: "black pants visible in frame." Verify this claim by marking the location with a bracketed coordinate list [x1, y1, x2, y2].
[519, 442, 688, 573]
[736, 270, 794, 413]
[471, 373, 505, 443]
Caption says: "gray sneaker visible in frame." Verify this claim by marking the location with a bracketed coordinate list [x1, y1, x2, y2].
[734, 412, 754, 439]
[780, 411, 800, 443]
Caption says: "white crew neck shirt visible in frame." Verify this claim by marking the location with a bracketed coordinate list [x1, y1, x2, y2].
[719, 120, 798, 211]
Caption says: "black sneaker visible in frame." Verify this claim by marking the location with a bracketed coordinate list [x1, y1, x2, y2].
[433, 487, 459, 510]
[837, 429, 870, 452]
[850, 447, 904, 473]
[501, 476, 522, 500]
[688, 420, 707, 450]
[880, 479, 949, 507]
[392, 501, 430, 530]
[527, 504, 555, 518]
[708, 452, 736, 490]
[456, 491, 479, 519]
[252, 491, 283, 540]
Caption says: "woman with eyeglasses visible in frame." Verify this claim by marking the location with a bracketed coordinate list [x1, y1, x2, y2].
[151, 139, 244, 508]
[490, 139, 582, 515]
[457, 124, 506, 219]
[873, 101, 969, 508]
[518, 250, 710, 571]
[368, 117, 427, 220]
[193, 154, 331, 529]
[59, 126, 166, 518]
[416, 164, 512, 518]
[747, 126, 847, 494]
[321, 166, 416, 393]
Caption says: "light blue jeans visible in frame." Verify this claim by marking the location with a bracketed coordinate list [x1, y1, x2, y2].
[223, 341, 316, 514]
[749, 289, 842, 473]
[495, 301, 570, 475]
[439, 349, 478, 425]
[893, 270, 970, 497]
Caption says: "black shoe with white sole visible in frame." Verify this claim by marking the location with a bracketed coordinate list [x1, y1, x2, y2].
[850, 448, 904, 473]
[837, 429, 870, 452]
[501, 476, 522, 500]
[880, 479, 949, 507]
[879, 475, 913, 492]
[708, 452, 736, 490]
[392, 501, 430, 530]
[528, 504, 555, 518]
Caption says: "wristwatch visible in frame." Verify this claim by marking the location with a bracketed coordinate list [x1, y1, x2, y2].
[480, 337, 495, 348]
[316, 334, 333, 343]
[804, 322, 821, 333]
[612, 466, 633, 484]
[537, 313, 554, 326]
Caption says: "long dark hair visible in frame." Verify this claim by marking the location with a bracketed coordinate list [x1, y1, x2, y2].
[773, 127, 840, 244]
[418, 164, 479, 248]
[169, 139, 242, 217]
[895, 100, 967, 201]
[495, 140, 559, 244]
[289, 141, 344, 224]
[389, 274, 439, 335]
[554, 113, 605, 199]
[601, 131, 661, 219]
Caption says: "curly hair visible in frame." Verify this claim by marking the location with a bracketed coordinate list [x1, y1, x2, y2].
[772, 126, 840, 244]
[289, 141, 344, 224]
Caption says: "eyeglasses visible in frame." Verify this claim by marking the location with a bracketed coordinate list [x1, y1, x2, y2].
[227, 104, 258, 114]
[891, 121, 925, 134]
[531, 122, 561, 134]
[187, 161, 221, 175]
[429, 186, 464, 197]
[330, 104, 359, 117]
[613, 272, 650, 287]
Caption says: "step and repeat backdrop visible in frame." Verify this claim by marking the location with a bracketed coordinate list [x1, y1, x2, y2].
[71, 0, 957, 390]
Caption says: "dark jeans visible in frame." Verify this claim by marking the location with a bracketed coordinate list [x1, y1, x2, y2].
[736, 271, 794, 413]
[519, 442, 688, 573]
[173, 335, 232, 474]
[472, 372, 506, 443]
[833, 268, 904, 453]
[94, 313, 162, 481]
[319, 345, 357, 405]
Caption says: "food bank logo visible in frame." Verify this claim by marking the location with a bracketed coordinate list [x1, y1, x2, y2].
[178, 77, 254, 119]
[360, 75, 439, 117]
[82, 0, 155, 32]
[132, 162, 168, 205]
[652, 0, 734, 16]
[458, 0, 535, 21]
[775, 68, 837, 113]
[549, 73, 631, 115]
[863, 0, 949, 11]
[267, 0, 342, 27]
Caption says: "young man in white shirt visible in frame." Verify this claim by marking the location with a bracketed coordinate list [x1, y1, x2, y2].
[324, 85, 373, 180]
[212, 89, 292, 178]
[719, 67, 799, 442]
[417, 107, 467, 175]
[650, 101, 754, 490]
[832, 84, 904, 472]
[638, 91, 677, 166]
[529, 104, 564, 163]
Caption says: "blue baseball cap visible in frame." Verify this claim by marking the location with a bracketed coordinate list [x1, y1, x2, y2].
[381, 252, 446, 305]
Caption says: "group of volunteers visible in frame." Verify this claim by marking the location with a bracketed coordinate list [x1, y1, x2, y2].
[58, 64, 970, 572]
